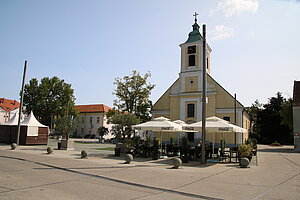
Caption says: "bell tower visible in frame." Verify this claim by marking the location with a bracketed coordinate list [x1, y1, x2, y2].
[179, 13, 212, 93]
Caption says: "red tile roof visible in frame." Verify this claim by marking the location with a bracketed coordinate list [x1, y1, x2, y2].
[0, 98, 20, 112]
[75, 104, 112, 113]
[293, 81, 300, 107]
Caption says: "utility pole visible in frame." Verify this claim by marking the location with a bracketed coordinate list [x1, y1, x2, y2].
[234, 93, 237, 125]
[16, 60, 27, 145]
[234, 93, 237, 146]
[201, 24, 207, 164]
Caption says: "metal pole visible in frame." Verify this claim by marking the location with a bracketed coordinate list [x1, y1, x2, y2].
[234, 93, 237, 125]
[234, 93, 237, 146]
[201, 24, 207, 164]
[16, 60, 27, 145]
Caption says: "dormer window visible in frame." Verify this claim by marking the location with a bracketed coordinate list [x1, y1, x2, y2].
[188, 45, 196, 66]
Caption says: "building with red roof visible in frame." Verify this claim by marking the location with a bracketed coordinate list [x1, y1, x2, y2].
[0, 98, 20, 124]
[74, 104, 114, 140]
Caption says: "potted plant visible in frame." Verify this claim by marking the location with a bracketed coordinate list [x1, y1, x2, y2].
[238, 144, 253, 168]
[124, 138, 134, 154]
[55, 116, 78, 150]
[180, 136, 190, 163]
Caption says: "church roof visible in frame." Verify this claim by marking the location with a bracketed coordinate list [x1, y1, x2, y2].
[293, 81, 300, 106]
[75, 104, 111, 113]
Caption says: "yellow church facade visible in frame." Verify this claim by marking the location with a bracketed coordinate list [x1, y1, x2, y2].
[151, 18, 250, 145]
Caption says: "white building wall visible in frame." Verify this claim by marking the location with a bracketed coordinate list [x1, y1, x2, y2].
[0, 108, 18, 124]
[77, 113, 114, 139]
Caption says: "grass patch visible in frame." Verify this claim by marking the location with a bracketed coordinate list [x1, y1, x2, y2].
[93, 147, 115, 151]
[75, 142, 98, 144]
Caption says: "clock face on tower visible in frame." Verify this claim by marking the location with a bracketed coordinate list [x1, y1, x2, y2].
[188, 45, 196, 54]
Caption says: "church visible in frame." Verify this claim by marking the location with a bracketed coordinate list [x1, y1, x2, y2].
[151, 16, 251, 145]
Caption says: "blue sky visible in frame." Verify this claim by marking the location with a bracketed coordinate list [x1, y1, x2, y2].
[1, 0, 299, 108]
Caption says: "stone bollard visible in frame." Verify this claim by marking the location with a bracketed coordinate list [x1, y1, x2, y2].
[172, 157, 182, 169]
[47, 147, 54, 154]
[81, 150, 88, 158]
[11, 143, 17, 150]
[240, 157, 250, 168]
[125, 154, 133, 164]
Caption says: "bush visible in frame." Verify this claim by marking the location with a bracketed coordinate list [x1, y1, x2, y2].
[270, 141, 281, 146]
[245, 138, 258, 149]
[238, 144, 253, 158]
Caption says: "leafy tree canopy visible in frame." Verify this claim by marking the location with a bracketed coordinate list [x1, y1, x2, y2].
[113, 70, 155, 122]
[247, 92, 293, 145]
[55, 116, 78, 139]
[97, 127, 109, 143]
[107, 109, 140, 140]
[23, 76, 77, 126]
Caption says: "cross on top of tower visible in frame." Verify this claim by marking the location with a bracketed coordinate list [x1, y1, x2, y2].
[193, 12, 199, 22]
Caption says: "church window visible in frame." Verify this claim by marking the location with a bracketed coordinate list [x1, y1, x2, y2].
[90, 117, 93, 124]
[223, 116, 230, 122]
[188, 46, 196, 54]
[207, 58, 209, 69]
[188, 45, 196, 66]
[97, 117, 100, 124]
[189, 55, 195, 66]
[82, 117, 84, 123]
[188, 132, 194, 142]
[187, 103, 195, 118]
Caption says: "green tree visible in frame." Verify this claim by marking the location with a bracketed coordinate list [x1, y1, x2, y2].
[23, 76, 77, 126]
[107, 110, 140, 140]
[97, 127, 109, 143]
[280, 98, 293, 130]
[113, 70, 155, 122]
[252, 92, 293, 144]
[55, 116, 78, 139]
[245, 100, 263, 139]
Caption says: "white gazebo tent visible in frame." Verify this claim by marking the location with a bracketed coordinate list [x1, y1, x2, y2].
[0, 111, 49, 145]
[0, 113, 22, 143]
[183, 116, 248, 152]
[21, 111, 48, 136]
[133, 117, 183, 152]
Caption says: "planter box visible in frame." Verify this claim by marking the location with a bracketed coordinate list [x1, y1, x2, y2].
[60, 139, 74, 150]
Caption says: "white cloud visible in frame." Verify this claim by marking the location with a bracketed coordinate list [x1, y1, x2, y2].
[211, 25, 234, 41]
[212, 0, 259, 17]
